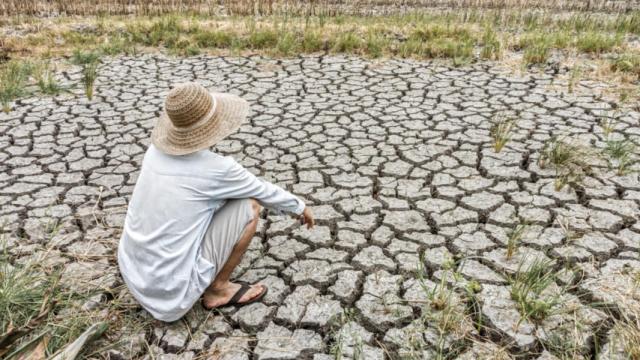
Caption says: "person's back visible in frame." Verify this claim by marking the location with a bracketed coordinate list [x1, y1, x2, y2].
[117, 83, 314, 322]
[119, 146, 234, 320]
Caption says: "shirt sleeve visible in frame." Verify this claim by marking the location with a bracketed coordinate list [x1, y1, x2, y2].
[215, 158, 306, 215]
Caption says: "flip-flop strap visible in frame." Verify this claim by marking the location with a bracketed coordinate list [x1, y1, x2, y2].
[228, 283, 251, 305]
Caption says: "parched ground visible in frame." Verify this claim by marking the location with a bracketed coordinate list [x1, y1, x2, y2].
[1, 54, 640, 359]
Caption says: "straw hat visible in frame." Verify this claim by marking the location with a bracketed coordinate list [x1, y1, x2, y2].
[151, 82, 249, 155]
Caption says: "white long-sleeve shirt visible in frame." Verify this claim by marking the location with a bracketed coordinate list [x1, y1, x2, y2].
[117, 145, 304, 321]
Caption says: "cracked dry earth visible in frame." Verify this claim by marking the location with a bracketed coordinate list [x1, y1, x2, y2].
[2, 54, 640, 360]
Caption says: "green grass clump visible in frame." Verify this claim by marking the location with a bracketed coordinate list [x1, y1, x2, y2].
[604, 139, 636, 175]
[604, 139, 635, 159]
[34, 60, 61, 95]
[611, 53, 640, 76]
[247, 28, 279, 49]
[0, 248, 99, 357]
[145, 16, 183, 47]
[614, 11, 640, 34]
[576, 32, 622, 54]
[480, 26, 502, 60]
[510, 258, 560, 322]
[0, 60, 33, 113]
[522, 40, 550, 65]
[99, 34, 137, 56]
[538, 137, 595, 190]
[193, 30, 234, 48]
[414, 257, 474, 358]
[398, 38, 423, 58]
[82, 61, 99, 100]
[539, 138, 588, 169]
[61, 31, 98, 47]
[0, 258, 57, 337]
[70, 49, 104, 99]
[519, 32, 572, 65]
[0, 236, 151, 358]
[410, 24, 475, 64]
[169, 38, 200, 56]
[331, 31, 362, 53]
[412, 24, 473, 42]
[126, 16, 193, 52]
[365, 30, 389, 58]
[430, 38, 474, 65]
[275, 31, 299, 56]
[301, 30, 324, 52]
[400, 33, 475, 64]
[71, 50, 102, 101]
[519, 32, 571, 50]
[71, 49, 100, 65]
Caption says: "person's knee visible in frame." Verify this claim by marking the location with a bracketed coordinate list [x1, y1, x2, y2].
[238, 202, 259, 247]
[249, 199, 261, 221]
[239, 199, 260, 240]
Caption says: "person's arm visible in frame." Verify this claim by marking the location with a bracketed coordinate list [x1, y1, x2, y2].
[216, 158, 310, 220]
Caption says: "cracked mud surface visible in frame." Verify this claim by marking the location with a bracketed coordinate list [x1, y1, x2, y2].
[1, 54, 640, 359]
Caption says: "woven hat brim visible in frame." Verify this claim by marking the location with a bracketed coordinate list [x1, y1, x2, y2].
[151, 92, 249, 156]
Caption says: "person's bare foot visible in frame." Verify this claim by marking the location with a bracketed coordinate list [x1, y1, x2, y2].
[202, 281, 266, 309]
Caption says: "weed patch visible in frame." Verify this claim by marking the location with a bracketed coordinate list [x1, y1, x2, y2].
[609, 318, 640, 359]
[538, 137, 596, 190]
[82, 60, 99, 100]
[506, 223, 528, 259]
[71, 49, 100, 65]
[611, 53, 640, 77]
[490, 113, 515, 153]
[523, 40, 550, 65]
[332, 31, 362, 54]
[0, 238, 150, 358]
[0, 60, 33, 113]
[604, 139, 636, 175]
[194, 29, 234, 48]
[576, 32, 622, 54]
[34, 60, 62, 95]
[509, 258, 560, 322]
[480, 26, 502, 60]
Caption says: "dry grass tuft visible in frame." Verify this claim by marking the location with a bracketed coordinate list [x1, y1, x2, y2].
[506, 223, 527, 259]
[0, 60, 33, 113]
[0, 234, 151, 358]
[610, 53, 640, 78]
[490, 112, 516, 153]
[33, 60, 62, 95]
[1, 0, 637, 17]
[480, 26, 502, 60]
[611, 318, 640, 358]
[538, 137, 596, 190]
[2, 6, 640, 106]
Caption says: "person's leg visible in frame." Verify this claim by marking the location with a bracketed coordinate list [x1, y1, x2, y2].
[203, 199, 265, 308]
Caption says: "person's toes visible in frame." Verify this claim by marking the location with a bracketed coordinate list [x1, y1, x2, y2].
[204, 283, 265, 308]
[240, 284, 264, 303]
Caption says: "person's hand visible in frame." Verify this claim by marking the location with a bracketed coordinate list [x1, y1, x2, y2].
[300, 207, 315, 229]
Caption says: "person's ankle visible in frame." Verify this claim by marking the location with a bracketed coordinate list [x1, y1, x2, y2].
[210, 280, 231, 291]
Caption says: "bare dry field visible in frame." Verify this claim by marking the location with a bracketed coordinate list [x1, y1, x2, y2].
[1, 1, 640, 360]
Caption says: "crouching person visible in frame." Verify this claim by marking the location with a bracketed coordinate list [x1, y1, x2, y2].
[118, 82, 314, 322]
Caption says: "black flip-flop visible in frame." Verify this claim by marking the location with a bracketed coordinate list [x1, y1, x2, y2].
[203, 282, 268, 310]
